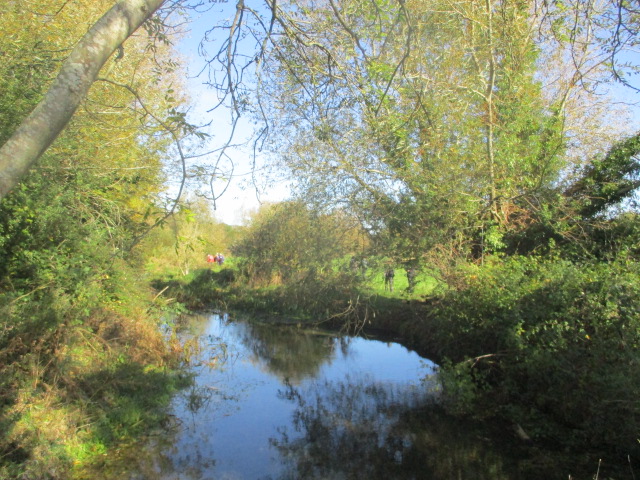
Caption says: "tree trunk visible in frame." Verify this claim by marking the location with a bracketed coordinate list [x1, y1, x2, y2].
[0, 0, 167, 200]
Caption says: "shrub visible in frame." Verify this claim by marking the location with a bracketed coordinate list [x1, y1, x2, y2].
[431, 255, 640, 456]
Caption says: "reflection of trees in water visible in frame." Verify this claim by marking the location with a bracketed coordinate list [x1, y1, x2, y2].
[234, 322, 339, 383]
[79, 317, 524, 480]
[271, 377, 519, 480]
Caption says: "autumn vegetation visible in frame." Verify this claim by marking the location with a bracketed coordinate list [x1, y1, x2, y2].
[0, 1, 192, 477]
[1, 0, 640, 478]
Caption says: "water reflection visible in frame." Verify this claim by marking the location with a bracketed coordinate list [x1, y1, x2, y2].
[84, 314, 524, 479]
[229, 321, 338, 383]
[270, 376, 518, 480]
[271, 375, 427, 479]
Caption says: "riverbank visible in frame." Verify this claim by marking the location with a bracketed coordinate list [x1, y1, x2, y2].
[154, 257, 640, 480]
[0, 294, 191, 479]
[152, 266, 441, 359]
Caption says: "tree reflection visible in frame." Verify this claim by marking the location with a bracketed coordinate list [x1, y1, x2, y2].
[234, 322, 339, 383]
[271, 376, 520, 480]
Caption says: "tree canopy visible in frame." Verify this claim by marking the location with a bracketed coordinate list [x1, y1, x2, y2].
[224, 0, 638, 267]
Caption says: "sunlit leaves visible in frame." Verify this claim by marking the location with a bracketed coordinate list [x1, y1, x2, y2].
[0, 0, 190, 319]
[233, 201, 365, 284]
[259, 0, 569, 267]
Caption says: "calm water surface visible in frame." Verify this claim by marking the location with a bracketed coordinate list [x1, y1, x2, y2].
[99, 313, 523, 479]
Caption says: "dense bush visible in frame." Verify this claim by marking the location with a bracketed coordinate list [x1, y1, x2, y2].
[429, 255, 640, 456]
[0, 168, 187, 478]
[232, 201, 365, 284]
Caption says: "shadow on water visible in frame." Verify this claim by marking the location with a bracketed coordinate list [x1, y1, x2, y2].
[81, 314, 550, 480]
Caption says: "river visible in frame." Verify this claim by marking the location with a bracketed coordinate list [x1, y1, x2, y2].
[94, 312, 526, 479]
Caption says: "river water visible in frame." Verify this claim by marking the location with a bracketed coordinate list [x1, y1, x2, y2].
[96, 313, 525, 479]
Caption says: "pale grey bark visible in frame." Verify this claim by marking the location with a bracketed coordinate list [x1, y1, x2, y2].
[0, 0, 167, 199]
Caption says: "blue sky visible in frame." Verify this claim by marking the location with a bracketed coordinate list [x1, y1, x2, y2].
[177, 1, 290, 225]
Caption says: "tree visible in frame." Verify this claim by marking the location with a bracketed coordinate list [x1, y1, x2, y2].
[233, 201, 360, 283]
[2, 0, 638, 207]
[142, 197, 233, 276]
[0, 2, 192, 475]
[221, 0, 640, 272]
[0, 0, 188, 345]
[250, 0, 571, 266]
[0, 0, 167, 199]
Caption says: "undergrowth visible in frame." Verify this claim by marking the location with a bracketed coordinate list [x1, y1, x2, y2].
[152, 259, 439, 336]
[427, 254, 640, 477]
[0, 269, 192, 479]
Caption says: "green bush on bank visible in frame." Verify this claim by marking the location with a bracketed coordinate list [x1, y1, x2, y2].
[0, 256, 189, 480]
[429, 255, 640, 456]
[0, 177, 189, 478]
[154, 262, 367, 325]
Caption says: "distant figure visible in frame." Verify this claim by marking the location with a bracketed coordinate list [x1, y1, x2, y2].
[217, 253, 225, 265]
[360, 257, 368, 279]
[206, 254, 215, 264]
[384, 268, 395, 292]
[350, 256, 358, 273]
[406, 267, 417, 293]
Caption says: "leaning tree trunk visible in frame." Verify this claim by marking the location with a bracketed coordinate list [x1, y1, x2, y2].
[0, 0, 167, 200]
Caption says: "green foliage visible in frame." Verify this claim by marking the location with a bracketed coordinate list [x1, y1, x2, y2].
[261, 0, 569, 269]
[0, 0, 193, 476]
[565, 132, 640, 218]
[142, 198, 237, 277]
[590, 212, 640, 259]
[151, 267, 236, 311]
[363, 261, 437, 299]
[232, 201, 364, 286]
[225, 202, 377, 324]
[430, 255, 640, 456]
